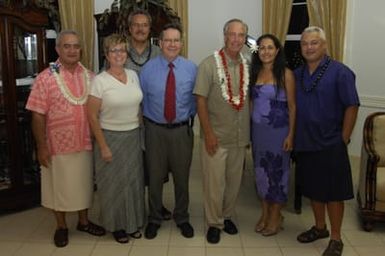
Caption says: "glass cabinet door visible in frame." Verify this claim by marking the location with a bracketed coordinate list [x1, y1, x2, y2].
[0, 2, 47, 209]
[0, 32, 12, 190]
[13, 25, 40, 186]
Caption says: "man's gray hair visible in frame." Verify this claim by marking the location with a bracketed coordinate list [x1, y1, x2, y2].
[56, 30, 80, 46]
[223, 18, 248, 35]
[301, 26, 326, 41]
[128, 9, 152, 26]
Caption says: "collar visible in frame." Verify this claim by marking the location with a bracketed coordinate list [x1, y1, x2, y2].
[129, 42, 151, 56]
[305, 55, 330, 73]
[159, 55, 180, 68]
[222, 48, 242, 66]
[54, 59, 83, 74]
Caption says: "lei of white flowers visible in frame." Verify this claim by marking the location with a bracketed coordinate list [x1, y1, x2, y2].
[213, 50, 249, 107]
[50, 62, 90, 105]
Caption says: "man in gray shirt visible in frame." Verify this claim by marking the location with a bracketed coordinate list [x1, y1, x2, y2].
[126, 10, 171, 220]
[125, 9, 161, 73]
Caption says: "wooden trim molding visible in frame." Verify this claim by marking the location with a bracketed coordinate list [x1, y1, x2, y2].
[360, 95, 385, 109]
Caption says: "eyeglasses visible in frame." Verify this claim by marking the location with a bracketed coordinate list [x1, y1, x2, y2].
[131, 23, 150, 28]
[162, 38, 182, 44]
[108, 48, 127, 54]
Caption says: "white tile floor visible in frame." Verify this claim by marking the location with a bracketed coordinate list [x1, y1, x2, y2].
[1, 141, 385, 256]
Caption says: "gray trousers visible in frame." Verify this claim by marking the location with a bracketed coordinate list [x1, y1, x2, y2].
[144, 119, 193, 225]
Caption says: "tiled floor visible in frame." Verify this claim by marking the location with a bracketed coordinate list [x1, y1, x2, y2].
[1, 141, 385, 256]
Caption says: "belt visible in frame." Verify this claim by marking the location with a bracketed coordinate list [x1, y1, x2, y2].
[144, 117, 189, 129]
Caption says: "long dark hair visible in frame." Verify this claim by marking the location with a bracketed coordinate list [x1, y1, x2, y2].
[249, 34, 287, 90]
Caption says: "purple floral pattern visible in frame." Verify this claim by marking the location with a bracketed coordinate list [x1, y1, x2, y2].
[259, 151, 287, 202]
[251, 84, 290, 203]
[266, 100, 288, 128]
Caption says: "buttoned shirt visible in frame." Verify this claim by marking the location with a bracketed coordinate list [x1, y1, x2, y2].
[139, 55, 197, 123]
[294, 55, 360, 151]
[26, 60, 94, 155]
[193, 51, 250, 147]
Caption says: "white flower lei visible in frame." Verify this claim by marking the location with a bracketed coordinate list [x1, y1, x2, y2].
[214, 49, 249, 107]
[50, 62, 90, 105]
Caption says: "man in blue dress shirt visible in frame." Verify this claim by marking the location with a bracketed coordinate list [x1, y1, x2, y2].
[140, 23, 197, 239]
[294, 26, 359, 256]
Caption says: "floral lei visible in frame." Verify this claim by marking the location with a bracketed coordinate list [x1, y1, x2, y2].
[49, 62, 90, 105]
[214, 49, 249, 111]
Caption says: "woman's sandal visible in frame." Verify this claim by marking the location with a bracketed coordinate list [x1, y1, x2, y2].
[297, 226, 330, 243]
[76, 221, 106, 236]
[128, 231, 142, 239]
[113, 230, 129, 243]
[261, 215, 284, 237]
[254, 222, 266, 233]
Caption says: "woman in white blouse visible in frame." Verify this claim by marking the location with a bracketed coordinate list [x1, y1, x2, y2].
[87, 34, 144, 243]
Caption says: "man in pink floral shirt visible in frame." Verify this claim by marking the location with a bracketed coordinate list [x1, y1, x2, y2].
[26, 30, 105, 247]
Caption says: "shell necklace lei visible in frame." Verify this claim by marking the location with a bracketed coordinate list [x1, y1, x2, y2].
[214, 49, 249, 111]
[50, 62, 90, 105]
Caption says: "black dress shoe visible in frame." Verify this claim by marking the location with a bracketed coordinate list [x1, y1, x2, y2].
[177, 222, 194, 238]
[223, 219, 238, 235]
[144, 223, 160, 239]
[161, 206, 172, 220]
[206, 227, 220, 244]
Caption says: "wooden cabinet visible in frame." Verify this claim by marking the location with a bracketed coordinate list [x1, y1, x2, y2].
[0, 3, 48, 210]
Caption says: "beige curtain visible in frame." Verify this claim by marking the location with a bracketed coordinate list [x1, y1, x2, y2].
[166, 0, 188, 57]
[262, 0, 293, 45]
[307, 0, 347, 62]
[58, 0, 94, 69]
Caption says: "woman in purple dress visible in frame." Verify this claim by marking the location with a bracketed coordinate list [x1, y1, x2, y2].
[250, 34, 296, 236]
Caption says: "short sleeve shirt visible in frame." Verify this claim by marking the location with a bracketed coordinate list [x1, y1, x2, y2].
[294, 56, 360, 151]
[26, 61, 94, 155]
[89, 69, 143, 131]
[193, 52, 250, 147]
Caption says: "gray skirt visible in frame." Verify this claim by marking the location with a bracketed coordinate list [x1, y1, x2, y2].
[94, 128, 145, 233]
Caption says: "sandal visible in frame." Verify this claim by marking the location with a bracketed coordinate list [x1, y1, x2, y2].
[113, 230, 129, 244]
[322, 239, 344, 256]
[54, 228, 68, 247]
[76, 221, 106, 236]
[129, 231, 142, 239]
[261, 215, 284, 237]
[297, 226, 330, 243]
[254, 222, 265, 233]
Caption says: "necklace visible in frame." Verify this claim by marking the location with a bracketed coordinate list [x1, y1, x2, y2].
[50, 62, 90, 105]
[108, 70, 126, 83]
[128, 44, 152, 67]
[214, 49, 249, 111]
[300, 57, 331, 93]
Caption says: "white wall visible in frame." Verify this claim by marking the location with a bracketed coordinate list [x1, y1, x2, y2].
[188, 0, 261, 64]
[94, 1, 109, 13]
[345, 0, 385, 156]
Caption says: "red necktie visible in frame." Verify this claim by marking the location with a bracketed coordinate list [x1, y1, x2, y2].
[164, 63, 176, 123]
